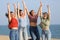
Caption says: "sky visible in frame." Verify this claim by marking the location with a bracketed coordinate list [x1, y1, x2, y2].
[0, 0, 60, 25]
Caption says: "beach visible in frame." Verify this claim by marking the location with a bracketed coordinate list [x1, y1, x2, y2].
[0, 25, 60, 40]
[0, 35, 60, 40]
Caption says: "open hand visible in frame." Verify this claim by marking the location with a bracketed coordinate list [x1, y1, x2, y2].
[7, 3, 10, 9]
[40, 1, 42, 7]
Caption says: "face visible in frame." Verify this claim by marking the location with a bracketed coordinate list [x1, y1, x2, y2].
[43, 14, 48, 19]
[31, 10, 35, 16]
[11, 13, 15, 18]
[19, 11, 24, 16]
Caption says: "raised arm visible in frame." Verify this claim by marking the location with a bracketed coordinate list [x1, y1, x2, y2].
[26, 7, 30, 15]
[47, 5, 50, 17]
[40, 2, 43, 17]
[7, 3, 11, 21]
[14, 3, 17, 18]
[17, 2, 20, 18]
[37, 2, 41, 16]
[22, 0, 30, 16]
[37, 2, 42, 16]
[22, 0, 27, 16]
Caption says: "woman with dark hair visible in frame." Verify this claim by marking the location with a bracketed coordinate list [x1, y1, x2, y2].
[29, 10, 40, 40]
[39, 2, 51, 40]
[6, 3, 18, 40]
[23, 1, 41, 40]
[17, 0, 28, 40]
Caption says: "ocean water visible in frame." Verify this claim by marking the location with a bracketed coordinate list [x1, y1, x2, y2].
[0, 25, 60, 39]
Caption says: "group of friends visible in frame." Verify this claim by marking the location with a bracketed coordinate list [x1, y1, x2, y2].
[5, 0, 51, 40]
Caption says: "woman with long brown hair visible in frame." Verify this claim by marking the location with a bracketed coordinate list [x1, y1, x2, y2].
[23, 1, 41, 40]
[39, 2, 51, 40]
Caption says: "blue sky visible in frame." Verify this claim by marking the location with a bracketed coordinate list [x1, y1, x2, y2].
[0, 0, 60, 25]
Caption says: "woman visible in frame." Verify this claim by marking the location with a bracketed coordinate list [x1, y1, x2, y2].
[6, 3, 18, 40]
[39, 2, 51, 40]
[17, 0, 28, 40]
[25, 1, 41, 40]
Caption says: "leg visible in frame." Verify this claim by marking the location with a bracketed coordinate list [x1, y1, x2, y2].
[9, 29, 15, 40]
[29, 27, 35, 40]
[24, 27, 28, 40]
[42, 30, 45, 40]
[34, 27, 40, 40]
[18, 29, 20, 40]
[18, 26, 20, 40]
[15, 30, 19, 40]
[46, 30, 51, 40]
[20, 28, 24, 40]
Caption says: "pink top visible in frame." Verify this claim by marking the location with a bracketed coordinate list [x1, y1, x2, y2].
[28, 15, 38, 23]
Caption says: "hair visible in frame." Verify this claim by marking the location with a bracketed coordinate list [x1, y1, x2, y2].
[29, 10, 34, 16]
[17, 9, 22, 14]
[43, 12, 49, 19]
[5, 13, 8, 18]
[19, 9, 22, 13]
[5, 11, 13, 18]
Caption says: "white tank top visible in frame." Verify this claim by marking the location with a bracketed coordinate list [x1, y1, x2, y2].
[19, 16, 28, 27]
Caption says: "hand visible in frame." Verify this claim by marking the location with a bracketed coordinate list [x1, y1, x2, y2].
[7, 3, 10, 9]
[22, 0, 27, 9]
[22, 0, 24, 4]
[47, 5, 50, 16]
[47, 5, 49, 8]
[40, 1, 42, 7]
[13, 3, 16, 8]
[18, 2, 20, 9]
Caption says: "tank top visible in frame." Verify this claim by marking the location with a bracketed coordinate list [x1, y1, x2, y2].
[19, 16, 27, 27]
[28, 15, 38, 23]
[8, 17, 18, 29]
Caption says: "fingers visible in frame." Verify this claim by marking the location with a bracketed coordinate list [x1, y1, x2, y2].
[13, 3, 16, 8]
[13, 3, 17, 12]
[7, 3, 10, 6]
[22, 0, 24, 4]
[7, 3, 10, 12]
[22, 0, 27, 9]
[40, 1, 42, 7]
[47, 5, 49, 8]
[18, 2, 20, 9]
[7, 3, 10, 9]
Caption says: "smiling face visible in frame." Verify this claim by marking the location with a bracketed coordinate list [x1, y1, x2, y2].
[10, 12, 15, 18]
[43, 12, 48, 19]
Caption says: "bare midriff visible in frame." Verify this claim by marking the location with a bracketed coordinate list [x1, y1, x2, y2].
[28, 15, 38, 27]
[11, 27, 18, 29]
[42, 26, 49, 30]
[30, 22, 37, 27]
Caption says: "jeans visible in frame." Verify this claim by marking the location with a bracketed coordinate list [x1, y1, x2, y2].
[42, 30, 51, 40]
[29, 26, 40, 40]
[19, 27, 28, 40]
[9, 29, 18, 40]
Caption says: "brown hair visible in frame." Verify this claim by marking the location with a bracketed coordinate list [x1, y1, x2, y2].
[19, 9, 22, 13]
[17, 9, 22, 16]
[29, 10, 34, 16]
[43, 12, 49, 19]
[5, 11, 13, 18]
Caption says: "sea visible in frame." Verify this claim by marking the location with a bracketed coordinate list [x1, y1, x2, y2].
[0, 25, 60, 39]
